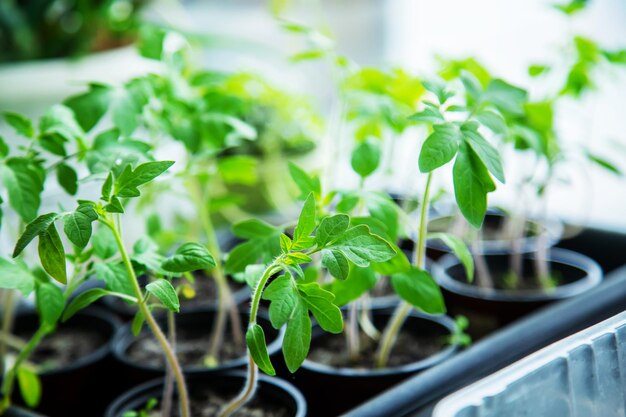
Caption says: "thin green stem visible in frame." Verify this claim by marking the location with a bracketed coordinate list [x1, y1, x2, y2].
[161, 309, 176, 417]
[219, 261, 282, 417]
[0, 326, 49, 412]
[105, 217, 190, 417]
[188, 178, 243, 364]
[375, 172, 433, 368]
[0, 290, 16, 377]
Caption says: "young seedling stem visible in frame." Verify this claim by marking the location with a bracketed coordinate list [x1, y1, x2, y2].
[218, 261, 283, 417]
[104, 216, 190, 417]
[375, 172, 433, 368]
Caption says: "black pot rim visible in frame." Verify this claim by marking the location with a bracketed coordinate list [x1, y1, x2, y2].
[105, 370, 307, 417]
[102, 281, 251, 316]
[426, 213, 563, 255]
[112, 306, 284, 373]
[302, 311, 458, 377]
[433, 247, 603, 302]
[16, 308, 117, 377]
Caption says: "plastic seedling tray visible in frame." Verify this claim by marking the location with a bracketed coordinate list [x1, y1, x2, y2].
[344, 262, 626, 417]
[433, 310, 626, 417]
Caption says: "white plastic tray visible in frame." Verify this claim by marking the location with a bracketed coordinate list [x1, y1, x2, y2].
[433, 310, 626, 417]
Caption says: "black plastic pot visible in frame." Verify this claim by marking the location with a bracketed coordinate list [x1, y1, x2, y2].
[112, 307, 282, 390]
[432, 248, 602, 338]
[426, 213, 563, 259]
[290, 311, 457, 417]
[105, 371, 307, 417]
[11, 308, 117, 417]
[3, 406, 48, 417]
[557, 225, 626, 274]
[101, 279, 250, 322]
[344, 263, 626, 417]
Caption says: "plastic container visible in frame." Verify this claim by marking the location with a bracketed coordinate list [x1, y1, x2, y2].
[433, 310, 626, 417]
[343, 263, 626, 417]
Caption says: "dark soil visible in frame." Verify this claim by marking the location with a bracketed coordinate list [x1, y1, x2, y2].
[145, 387, 290, 417]
[108, 277, 247, 315]
[15, 327, 106, 371]
[308, 329, 446, 369]
[179, 277, 247, 309]
[127, 328, 246, 368]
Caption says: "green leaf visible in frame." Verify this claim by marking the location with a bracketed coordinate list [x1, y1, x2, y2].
[101, 172, 113, 202]
[460, 70, 483, 101]
[586, 152, 622, 176]
[132, 237, 166, 274]
[217, 155, 258, 186]
[161, 243, 216, 273]
[146, 279, 180, 312]
[246, 324, 276, 376]
[418, 123, 462, 173]
[63, 204, 97, 249]
[371, 244, 411, 275]
[38, 224, 67, 284]
[461, 124, 505, 183]
[283, 300, 311, 373]
[63, 288, 117, 322]
[298, 282, 343, 333]
[112, 89, 141, 137]
[428, 233, 474, 281]
[92, 226, 117, 259]
[331, 225, 396, 267]
[326, 266, 376, 306]
[2, 159, 44, 222]
[262, 275, 298, 328]
[0, 136, 8, 157]
[351, 140, 381, 178]
[475, 110, 506, 134]
[114, 161, 175, 198]
[279, 233, 292, 254]
[225, 241, 262, 275]
[453, 143, 495, 228]
[39, 105, 84, 151]
[528, 65, 549, 77]
[36, 282, 65, 326]
[316, 214, 350, 246]
[232, 219, 280, 239]
[336, 193, 359, 213]
[13, 213, 59, 258]
[95, 262, 134, 297]
[391, 268, 445, 314]
[484, 79, 528, 115]
[17, 366, 41, 408]
[244, 264, 266, 288]
[3, 112, 34, 138]
[365, 194, 400, 241]
[553, 0, 587, 15]
[288, 163, 321, 199]
[105, 196, 124, 213]
[56, 163, 78, 195]
[422, 78, 454, 104]
[63, 83, 112, 132]
[293, 193, 316, 246]
[0, 257, 35, 295]
[408, 105, 445, 123]
[321, 249, 350, 280]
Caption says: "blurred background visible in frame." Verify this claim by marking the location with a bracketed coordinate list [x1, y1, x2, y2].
[1, 0, 625, 230]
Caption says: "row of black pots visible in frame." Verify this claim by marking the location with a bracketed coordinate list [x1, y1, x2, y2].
[7, 304, 458, 417]
[5, 308, 118, 417]
[7, 217, 606, 417]
[107, 309, 457, 417]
